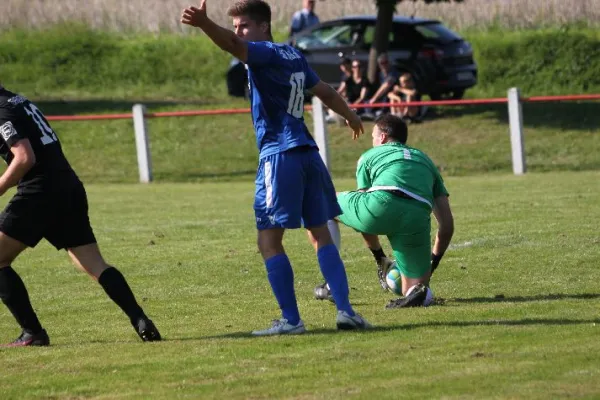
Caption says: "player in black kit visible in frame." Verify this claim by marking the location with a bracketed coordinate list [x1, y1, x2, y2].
[0, 85, 161, 346]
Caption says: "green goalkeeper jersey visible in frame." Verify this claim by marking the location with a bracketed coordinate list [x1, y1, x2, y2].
[356, 142, 449, 211]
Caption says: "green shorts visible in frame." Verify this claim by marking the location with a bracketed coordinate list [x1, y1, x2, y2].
[337, 190, 432, 279]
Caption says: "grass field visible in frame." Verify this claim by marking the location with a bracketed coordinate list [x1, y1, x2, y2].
[0, 171, 599, 399]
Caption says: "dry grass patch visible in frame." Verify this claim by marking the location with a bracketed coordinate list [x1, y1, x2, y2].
[3, 0, 600, 33]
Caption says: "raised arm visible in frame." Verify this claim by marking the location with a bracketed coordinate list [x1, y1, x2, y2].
[181, 0, 248, 62]
[309, 81, 364, 140]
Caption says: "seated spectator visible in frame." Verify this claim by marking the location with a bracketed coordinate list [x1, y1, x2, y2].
[326, 57, 358, 124]
[336, 57, 352, 96]
[388, 73, 425, 122]
[367, 53, 400, 113]
[289, 0, 320, 37]
[338, 60, 370, 111]
[327, 59, 371, 124]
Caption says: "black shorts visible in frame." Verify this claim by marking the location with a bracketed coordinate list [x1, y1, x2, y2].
[0, 179, 97, 250]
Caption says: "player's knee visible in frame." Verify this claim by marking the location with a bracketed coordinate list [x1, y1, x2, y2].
[80, 259, 110, 279]
[306, 230, 319, 250]
[257, 238, 284, 260]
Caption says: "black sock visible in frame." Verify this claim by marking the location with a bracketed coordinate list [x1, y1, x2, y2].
[0, 266, 43, 334]
[98, 267, 146, 325]
[370, 247, 386, 263]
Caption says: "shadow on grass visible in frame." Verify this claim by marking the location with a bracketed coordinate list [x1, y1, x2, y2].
[168, 317, 600, 341]
[450, 293, 600, 304]
[386, 317, 600, 332]
[427, 101, 600, 132]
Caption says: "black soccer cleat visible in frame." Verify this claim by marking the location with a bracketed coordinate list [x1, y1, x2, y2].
[314, 282, 334, 302]
[386, 283, 428, 309]
[134, 318, 162, 342]
[3, 329, 50, 347]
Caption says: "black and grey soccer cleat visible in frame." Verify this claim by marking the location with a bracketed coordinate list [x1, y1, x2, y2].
[3, 329, 50, 347]
[386, 283, 429, 309]
[314, 282, 334, 302]
[134, 318, 162, 342]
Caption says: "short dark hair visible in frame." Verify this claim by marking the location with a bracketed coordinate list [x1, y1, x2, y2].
[375, 114, 408, 144]
[227, 0, 272, 33]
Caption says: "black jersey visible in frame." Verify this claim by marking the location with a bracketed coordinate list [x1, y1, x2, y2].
[0, 87, 76, 192]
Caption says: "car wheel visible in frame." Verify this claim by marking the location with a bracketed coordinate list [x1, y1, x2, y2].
[450, 89, 465, 100]
[429, 92, 442, 101]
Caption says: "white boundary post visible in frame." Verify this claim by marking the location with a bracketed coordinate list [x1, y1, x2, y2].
[311, 96, 330, 170]
[132, 104, 153, 183]
[507, 87, 526, 175]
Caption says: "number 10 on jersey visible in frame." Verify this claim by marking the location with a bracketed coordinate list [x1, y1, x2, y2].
[287, 72, 305, 118]
[23, 103, 58, 145]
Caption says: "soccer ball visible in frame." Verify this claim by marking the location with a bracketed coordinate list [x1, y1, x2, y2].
[385, 265, 403, 295]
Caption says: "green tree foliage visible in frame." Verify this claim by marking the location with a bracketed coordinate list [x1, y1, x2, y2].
[368, 0, 464, 82]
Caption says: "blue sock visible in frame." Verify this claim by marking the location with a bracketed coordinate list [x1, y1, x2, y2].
[265, 253, 300, 325]
[317, 244, 355, 316]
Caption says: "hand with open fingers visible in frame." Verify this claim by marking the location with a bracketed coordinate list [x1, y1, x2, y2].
[346, 114, 364, 140]
[181, 0, 208, 28]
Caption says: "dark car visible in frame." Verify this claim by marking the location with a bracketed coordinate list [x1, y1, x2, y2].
[226, 15, 477, 100]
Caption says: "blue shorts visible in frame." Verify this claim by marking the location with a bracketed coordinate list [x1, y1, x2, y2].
[254, 147, 341, 230]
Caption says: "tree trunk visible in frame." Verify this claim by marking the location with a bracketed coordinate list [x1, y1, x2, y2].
[367, 0, 396, 84]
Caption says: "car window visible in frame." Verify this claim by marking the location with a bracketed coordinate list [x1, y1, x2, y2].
[295, 23, 363, 50]
[362, 25, 391, 47]
[362, 24, 420, 48]
[414, 23, 462, 42]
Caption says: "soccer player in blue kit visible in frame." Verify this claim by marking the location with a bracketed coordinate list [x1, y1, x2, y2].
[182, 0, 371, 335]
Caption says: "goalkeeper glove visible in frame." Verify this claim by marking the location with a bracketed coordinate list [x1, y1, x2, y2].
[431, 253, 444, 274]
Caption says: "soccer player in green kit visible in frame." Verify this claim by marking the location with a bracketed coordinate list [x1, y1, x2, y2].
[312, 114, 454, 308]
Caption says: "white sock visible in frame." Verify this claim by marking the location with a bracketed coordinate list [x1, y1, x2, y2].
[405, 284, 419, 297]
[405, 285, 434, 306]
[327, 220, 341, 250]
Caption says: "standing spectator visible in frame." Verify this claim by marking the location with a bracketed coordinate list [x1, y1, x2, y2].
[367, 53, 400, 115]
[388, 72, 425, 122]
[289, 0, 320, 37]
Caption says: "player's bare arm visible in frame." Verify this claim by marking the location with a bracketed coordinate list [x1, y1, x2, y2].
[432, 195, 454, 257]
[399, 87, 417, 97]
[309, 81, 364, 140]
[181, 0, 248, 62]
[0, 139, 36, 195]
[369, 82, 392, 104]
[336, 81, 347, 96]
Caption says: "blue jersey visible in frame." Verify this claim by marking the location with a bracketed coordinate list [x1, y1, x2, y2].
[246, 42, 320, 159]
